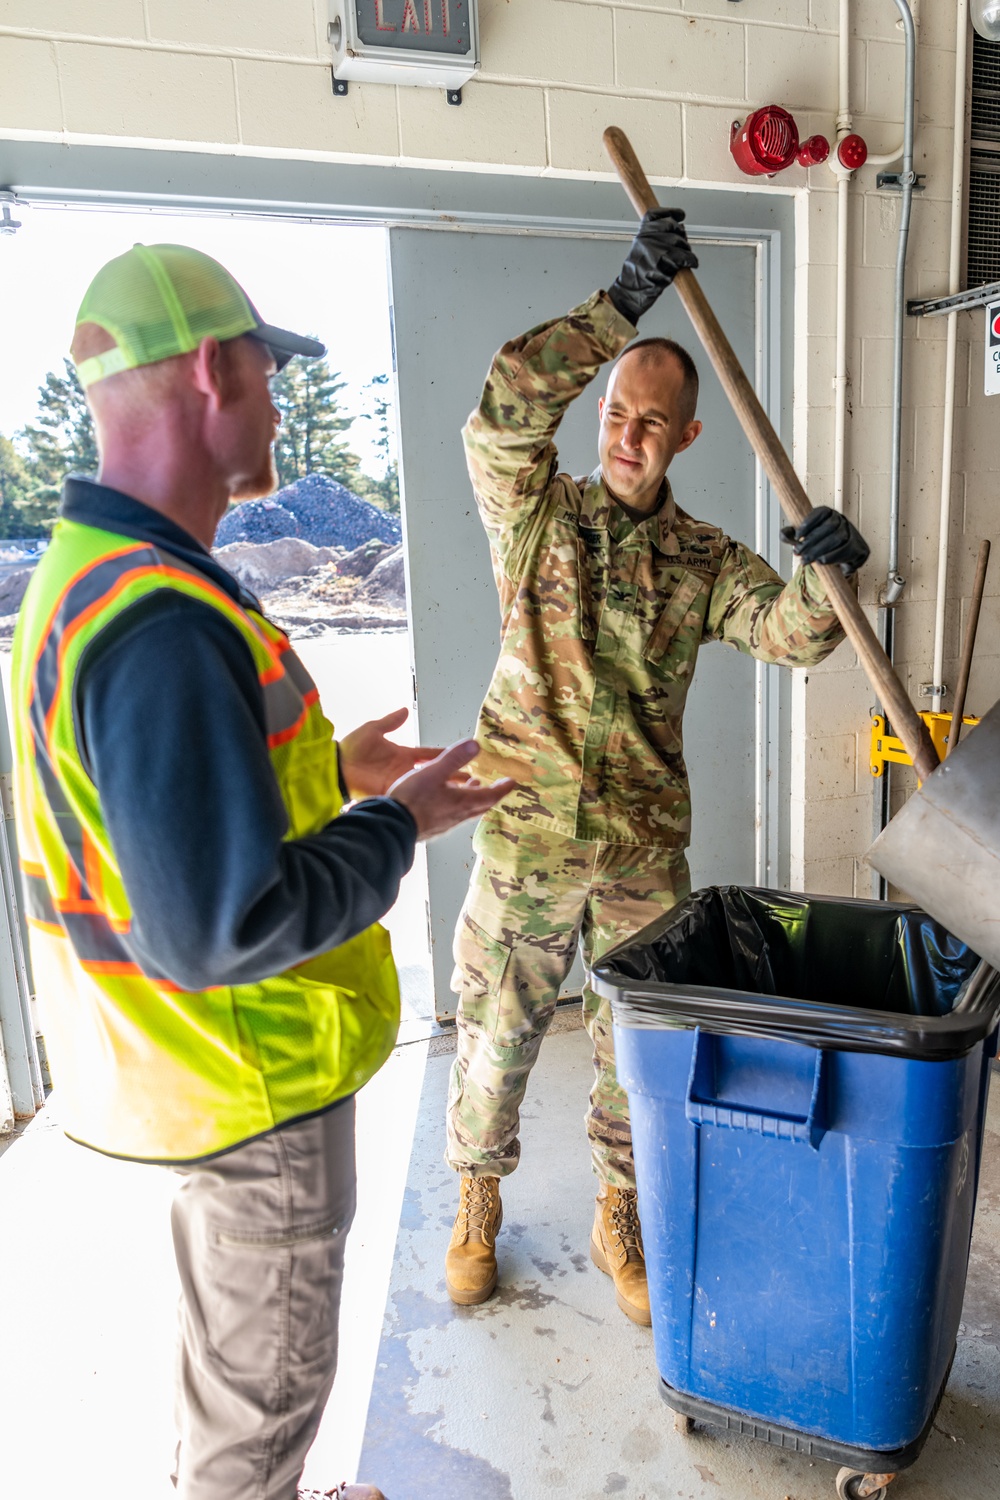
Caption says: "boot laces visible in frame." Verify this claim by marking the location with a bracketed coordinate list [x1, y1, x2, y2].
[609, 1189, 643, 1259]
[460, 1177, 499, 1241]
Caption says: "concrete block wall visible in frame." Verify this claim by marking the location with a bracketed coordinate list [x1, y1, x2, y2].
[0, 0, 992, 893]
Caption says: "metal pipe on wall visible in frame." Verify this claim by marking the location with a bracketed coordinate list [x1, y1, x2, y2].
[832, 0, 853, 516]
[873, 0, 919, 881]
[930, 2, 972, 714]
[879, 0, 917, 620]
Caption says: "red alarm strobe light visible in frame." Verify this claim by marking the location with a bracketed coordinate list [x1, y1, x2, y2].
[837, 134, 869, 171]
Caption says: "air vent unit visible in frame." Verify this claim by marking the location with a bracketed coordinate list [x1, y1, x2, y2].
[969, 32, 1000, 286]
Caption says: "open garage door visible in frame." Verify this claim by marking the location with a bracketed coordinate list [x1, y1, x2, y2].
[388, 225, 786, 1015]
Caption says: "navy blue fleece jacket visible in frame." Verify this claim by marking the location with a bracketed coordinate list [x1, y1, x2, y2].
[59, 477, 417, 992]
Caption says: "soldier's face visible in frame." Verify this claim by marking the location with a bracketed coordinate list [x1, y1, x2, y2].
[598, 351, 702, 514]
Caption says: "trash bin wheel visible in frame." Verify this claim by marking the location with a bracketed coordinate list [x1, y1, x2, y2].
[672, 1412, 694, 1436]
[835, 1467, 894, 1500]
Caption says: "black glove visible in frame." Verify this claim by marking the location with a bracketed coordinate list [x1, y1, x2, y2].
[781, 506, 870, 576]
[607, 208, 699, 326]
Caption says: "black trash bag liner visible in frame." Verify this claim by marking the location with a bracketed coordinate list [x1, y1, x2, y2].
[591, 887, 1000, 1060]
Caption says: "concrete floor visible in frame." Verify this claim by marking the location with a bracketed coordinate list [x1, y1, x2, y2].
[3, 1017, 998, 1500]
[358, 1029, 1000, 1500]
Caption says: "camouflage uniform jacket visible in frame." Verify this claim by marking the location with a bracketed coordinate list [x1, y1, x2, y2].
[463, 290, 846, 849]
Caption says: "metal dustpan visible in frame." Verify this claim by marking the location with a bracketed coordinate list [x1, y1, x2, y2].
[868, 699, 1000, 969]
[604, 125, 999, 960]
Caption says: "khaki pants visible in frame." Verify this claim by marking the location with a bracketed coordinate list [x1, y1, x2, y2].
[170, 1101, 356, 1500]
[447, 817, 690, 1188]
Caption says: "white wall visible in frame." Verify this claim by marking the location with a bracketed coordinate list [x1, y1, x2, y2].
[1, 0, 993, 893]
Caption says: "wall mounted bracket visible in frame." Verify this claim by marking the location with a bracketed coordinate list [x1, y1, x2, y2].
[908, 279, 1000, 317]
[0, 191, 23, 234]
[876, 171, 925, 192]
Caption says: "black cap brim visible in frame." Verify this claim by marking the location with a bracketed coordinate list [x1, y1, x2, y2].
[251, 322, 326, 371]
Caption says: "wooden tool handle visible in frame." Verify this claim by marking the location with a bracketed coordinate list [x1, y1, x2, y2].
[602, 126, 939, 783]
[948, 539, 991, 755]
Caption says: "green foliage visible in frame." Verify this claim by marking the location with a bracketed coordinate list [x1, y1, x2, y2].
[355, 374, 401, 516]
[272, 354, 365, 492]
[11, 360, 99, 534]
[5, 352, 403, 538]
[0, 434, 42, 538]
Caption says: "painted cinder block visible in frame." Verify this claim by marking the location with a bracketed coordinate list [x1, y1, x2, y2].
[398, 80, 546, 168]
[615, 10, 745, 103]
[803, 790, 875, 860]
[802, 732, 858, 801]
[236, 60, 400, 156]
[0, 35, 62, 130]
[746, 23, 839, 113]
[0, 0, 146, 36]
[681, 102, 758, 187]
[800, 854, 856, 898]
[144, 0, 320, 59]
[547, 90, 681, 178]
[479, 0, 613, 89]
[58, 43, 239, 144]
[678, 0, 814, 25]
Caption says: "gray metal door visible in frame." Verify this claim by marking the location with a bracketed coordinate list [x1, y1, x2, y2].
[388, 226, 781, 1015]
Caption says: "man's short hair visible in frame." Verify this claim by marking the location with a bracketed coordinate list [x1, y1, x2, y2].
[613, 336, 700, 425]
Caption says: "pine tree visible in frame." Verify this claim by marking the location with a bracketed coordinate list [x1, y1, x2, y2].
[15, 360, 99, 530]
[357, 374, 401, 515]
[271, 355, 365, 493]
[19, 359, 99, 489]
[0, 434, 42, 539]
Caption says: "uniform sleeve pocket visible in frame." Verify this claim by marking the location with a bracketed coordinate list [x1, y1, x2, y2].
[643, 571, 709, 665]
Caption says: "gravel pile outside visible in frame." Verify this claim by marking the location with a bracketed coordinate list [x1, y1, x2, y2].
[216, 474, 401, 551]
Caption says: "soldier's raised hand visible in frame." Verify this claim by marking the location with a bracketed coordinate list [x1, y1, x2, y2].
[607, 208, 699, 326]
[781, 507, 870, 577]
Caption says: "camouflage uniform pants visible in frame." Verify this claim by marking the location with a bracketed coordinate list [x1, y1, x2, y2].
[446, 815, 690, 1188]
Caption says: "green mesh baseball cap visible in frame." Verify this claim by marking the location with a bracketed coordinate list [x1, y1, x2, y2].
[74, 242, 326, 389]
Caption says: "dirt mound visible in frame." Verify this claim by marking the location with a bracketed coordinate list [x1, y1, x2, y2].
[216, 474, 401, 551]
[0, 567, 36, 616]
[361, 547, 406, 607]
[214, 537, 342, 593]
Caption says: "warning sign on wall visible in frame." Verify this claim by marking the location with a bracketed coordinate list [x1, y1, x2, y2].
[987, 301, 1000, 397]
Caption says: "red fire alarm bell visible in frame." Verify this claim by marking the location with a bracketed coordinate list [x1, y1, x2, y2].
[730, 106, 830, 177]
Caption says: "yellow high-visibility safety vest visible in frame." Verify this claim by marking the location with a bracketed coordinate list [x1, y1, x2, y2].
[11, 517, 400, 1163]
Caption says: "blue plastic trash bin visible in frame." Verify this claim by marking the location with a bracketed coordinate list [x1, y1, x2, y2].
[591, 887, 999, 1486]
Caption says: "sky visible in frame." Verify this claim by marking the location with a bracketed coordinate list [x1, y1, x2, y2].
[0, 206, 396, 475]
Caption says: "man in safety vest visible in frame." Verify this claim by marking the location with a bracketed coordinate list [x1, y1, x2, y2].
[11, 243, 515, 1500]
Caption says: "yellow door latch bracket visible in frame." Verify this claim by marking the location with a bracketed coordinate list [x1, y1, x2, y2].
[870, 711, 980, 777]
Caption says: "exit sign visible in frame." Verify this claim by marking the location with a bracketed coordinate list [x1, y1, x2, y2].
[357, 0, 472, 53]
[330, 0, 479, 91]
[987, 300, 1000, 398]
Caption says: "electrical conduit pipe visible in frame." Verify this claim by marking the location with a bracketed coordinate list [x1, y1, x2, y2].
[930, 4, 972, 714]
[880, 0, 917, 625]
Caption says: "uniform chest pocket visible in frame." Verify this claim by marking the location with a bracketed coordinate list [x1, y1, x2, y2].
[643, 569, 711, 666]
[576, 524, 610, 645]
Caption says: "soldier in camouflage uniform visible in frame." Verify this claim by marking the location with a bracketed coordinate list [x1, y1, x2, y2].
[444, 211, 870, 1322]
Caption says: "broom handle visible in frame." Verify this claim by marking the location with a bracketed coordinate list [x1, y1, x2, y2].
[949, 539, 991, 754]
[603, 126, 939, 783]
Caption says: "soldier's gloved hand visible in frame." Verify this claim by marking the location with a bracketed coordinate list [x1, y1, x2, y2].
[781, 507, 870, 577]
[607, 208, 699, 326]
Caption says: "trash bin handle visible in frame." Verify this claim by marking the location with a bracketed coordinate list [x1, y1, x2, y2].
[684, 1029, 827, 1151]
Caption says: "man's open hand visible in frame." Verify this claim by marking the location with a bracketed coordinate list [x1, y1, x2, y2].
[388, 739, 517, 841]
[339, 707, 440, 799]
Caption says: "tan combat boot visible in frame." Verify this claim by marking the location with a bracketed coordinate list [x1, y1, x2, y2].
[590, 1183, 652, 1326]
[445, 1175, 503, 1305]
